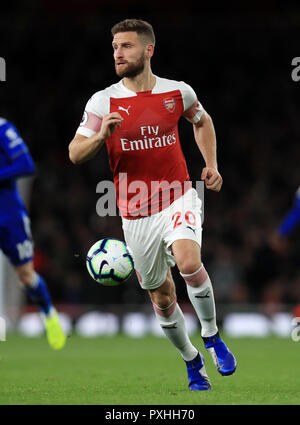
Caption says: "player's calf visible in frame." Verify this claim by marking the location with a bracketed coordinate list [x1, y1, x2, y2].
[181, 264, 218, 338]
[150, 284, 212, 390]
[14, 263, 53, 316]
[151, 294, 199, 360]
[14, 263, 66, 350]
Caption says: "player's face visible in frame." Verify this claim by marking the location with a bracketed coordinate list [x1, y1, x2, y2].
[113, 32, 147, 78]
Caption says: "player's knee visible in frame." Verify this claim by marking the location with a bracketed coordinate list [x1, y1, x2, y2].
[149, 277, 176, 310]
[16, 267, 35, 286]
[151, 292, 175, 310]
[177, 257, 202, 275]
[172, 240, 202, 275]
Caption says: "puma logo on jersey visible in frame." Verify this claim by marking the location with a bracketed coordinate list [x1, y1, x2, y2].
[118, 105, 131, 115]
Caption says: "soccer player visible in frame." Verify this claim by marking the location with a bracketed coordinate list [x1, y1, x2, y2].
[268, 187, 300, 256]
[69, 19, 236, 390]
[0, 117, 66, 350]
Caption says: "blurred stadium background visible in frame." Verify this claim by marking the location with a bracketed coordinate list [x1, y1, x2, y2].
[1, 0, 300, 340]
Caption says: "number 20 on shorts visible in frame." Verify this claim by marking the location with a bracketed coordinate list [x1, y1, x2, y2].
[172, 211, 196, 229]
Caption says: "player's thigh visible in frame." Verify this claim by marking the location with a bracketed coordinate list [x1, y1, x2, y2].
[163, 188, 203, 274]
[122, 215, 175, 291]
[0, 210, 34, 267]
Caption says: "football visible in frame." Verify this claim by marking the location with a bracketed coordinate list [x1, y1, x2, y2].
[86, 238, 134, 286]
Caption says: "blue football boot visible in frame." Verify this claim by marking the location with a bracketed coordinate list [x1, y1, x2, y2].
[185, 352, 211, 391]
[203, 332, 237, 376]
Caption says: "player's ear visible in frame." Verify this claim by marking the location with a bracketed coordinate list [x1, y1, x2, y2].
[145, 44, 154, 59]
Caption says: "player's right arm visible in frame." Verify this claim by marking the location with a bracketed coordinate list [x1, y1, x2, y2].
[69, 88, 124, 165]
[69, 112, 123, 164]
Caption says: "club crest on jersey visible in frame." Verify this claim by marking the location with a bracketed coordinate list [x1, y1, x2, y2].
[163, 97, 176, 113]
[80, 111, 88, 126]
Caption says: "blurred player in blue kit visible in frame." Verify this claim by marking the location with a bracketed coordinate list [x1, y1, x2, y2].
[269, 187, 300, 256]
[0, 117, 66, 349]
[278, 187, 300, 237]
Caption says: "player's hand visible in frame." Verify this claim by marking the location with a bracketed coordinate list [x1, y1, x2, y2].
[98, 112, 123, 140]
[201, 167, 223, 192]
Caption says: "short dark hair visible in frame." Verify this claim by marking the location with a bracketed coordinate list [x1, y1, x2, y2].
[111, 19, 156, 46]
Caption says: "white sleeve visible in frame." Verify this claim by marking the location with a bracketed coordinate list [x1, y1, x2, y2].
[76, 91, 110, 137]
[180, 82, 204, 124]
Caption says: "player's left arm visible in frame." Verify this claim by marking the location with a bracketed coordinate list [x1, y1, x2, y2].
[181, 82, 222, 192]
[193, 111, 223, 192]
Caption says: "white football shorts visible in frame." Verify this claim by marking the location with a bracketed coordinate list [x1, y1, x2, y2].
[121, 188, 203, 290]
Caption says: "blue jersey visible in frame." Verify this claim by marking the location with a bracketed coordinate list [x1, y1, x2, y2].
[0, 118, 35, 265]
[0, 117, 35, 217]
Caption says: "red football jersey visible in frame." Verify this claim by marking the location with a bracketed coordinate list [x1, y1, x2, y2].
[76, 76, 203, 218]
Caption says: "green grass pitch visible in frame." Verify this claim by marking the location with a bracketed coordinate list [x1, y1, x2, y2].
[0, 333, 299, 405]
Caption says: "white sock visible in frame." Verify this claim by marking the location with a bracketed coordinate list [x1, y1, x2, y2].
[181, 265, 218, 338]
[152, 299, 198, 361]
